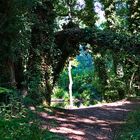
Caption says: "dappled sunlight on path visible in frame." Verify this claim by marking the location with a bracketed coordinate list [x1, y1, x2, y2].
[39, 99, 140, 140]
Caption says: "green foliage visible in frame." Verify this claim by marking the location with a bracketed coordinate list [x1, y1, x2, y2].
[53, 87, 68, 99]
[116, 110, 140, 140]
[0, 117, 64, 140]
[52, 87, 69, 107]
[53, 65, 101, 107]
[0, 94, 65, 140]
[105, 75, 126, 101]
[72, 70, 100, 105]
[78, 0, 97, 27]
[0, 87, 12, 94]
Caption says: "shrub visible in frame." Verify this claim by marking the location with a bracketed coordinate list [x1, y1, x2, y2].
[0, 87, 13, 104]
[116, 110, 140, 140]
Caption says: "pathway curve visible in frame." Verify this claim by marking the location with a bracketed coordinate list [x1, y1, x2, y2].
[40, 99, 140, 140]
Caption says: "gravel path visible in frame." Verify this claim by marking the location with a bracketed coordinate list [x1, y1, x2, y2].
[40, 99, 140, 140]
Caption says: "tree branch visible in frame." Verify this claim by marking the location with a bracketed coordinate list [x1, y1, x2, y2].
[55, 28, 140, 54]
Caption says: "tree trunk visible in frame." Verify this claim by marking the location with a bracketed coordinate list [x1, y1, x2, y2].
[8, 60, 16, 87]
[129, 71, 136, 96]
[68, 59, 73, 108]
[44, 69, 53, 106]
[44, 80, 52, 106]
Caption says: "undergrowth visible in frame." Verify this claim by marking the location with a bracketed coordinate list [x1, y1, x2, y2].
[116, 109, 140, 140]
[0, 93, 66, 140]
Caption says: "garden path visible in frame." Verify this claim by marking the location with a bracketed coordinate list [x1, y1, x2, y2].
[40, 99, 140, 140]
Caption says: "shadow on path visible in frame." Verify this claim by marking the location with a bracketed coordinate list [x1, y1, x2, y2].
[39, 99, 140, 140]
